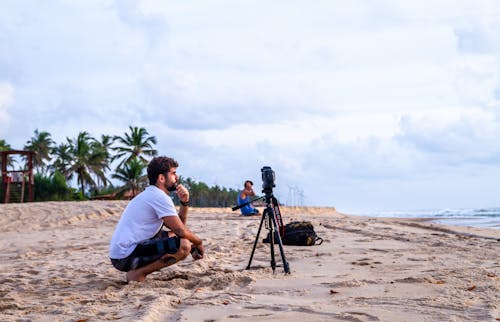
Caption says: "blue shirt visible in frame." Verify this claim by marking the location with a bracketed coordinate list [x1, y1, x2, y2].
[238, 191, 258, 215]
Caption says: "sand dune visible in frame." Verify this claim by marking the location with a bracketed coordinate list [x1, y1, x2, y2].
[0, 201, 498, 321]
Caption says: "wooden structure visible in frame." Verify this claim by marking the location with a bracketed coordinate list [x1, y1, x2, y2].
[1, 150, 36, 203]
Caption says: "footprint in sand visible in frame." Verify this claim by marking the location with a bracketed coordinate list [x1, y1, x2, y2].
[351, 258, 382, 267]
[342, 311, 381, 321]
[28, 278, 43, 285]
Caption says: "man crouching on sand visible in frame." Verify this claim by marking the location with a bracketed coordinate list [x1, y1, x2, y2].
[109, 156, 204, 282]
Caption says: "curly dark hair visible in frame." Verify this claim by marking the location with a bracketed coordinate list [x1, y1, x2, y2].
[147, 156, 179, 185]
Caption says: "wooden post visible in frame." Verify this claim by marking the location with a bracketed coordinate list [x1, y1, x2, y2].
[4, 178, 10, 203]
[1, 152, 6, 203]
[28, 152, 34, 202]
[20, 174, 25, 203]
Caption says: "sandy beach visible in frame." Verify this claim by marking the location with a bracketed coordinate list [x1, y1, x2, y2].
[0, 201, 498, 321]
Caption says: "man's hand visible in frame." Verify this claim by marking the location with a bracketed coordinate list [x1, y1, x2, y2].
[245, 187, 255, 197]
[191, 243, 204, 260]
[176, 184, 190, 203]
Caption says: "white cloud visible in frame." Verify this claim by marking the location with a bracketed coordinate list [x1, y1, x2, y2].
[1, 0, 500, 210]
[0, 82, 14, 136]
[397, 107, 500, 165]
[453, 54, 500, 107]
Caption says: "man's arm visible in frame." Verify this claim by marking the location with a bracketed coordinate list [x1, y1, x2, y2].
[178, 204, 188, 224]
[241, 188, 256, 200]
[175, 184, 189, 224]
[162, 215, 202, 246]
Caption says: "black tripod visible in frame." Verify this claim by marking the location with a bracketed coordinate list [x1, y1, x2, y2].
[232, 192, 291, 274]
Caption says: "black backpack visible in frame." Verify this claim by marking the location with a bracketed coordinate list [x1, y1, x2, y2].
[263, 221, 323, 246]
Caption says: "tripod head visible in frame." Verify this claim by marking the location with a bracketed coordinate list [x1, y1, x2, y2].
[261, 166, 275, 193]
[261, 166, 276, 205]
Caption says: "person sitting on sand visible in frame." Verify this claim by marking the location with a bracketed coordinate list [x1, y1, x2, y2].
[237, 180, 260, 216]
[109, 156, 204, 282]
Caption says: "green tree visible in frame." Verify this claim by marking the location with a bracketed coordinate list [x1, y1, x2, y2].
[50, 142, 72, 176]
[179, 177, 240, 207]
[112, 158, 146, 198]
[24, 129, 54, 174]
[34, 170, 72, 201]
[0, 139, 11, 151]
[64, 131, 108, 196]
[113, 126, 157, 168]
[99, 135, 115, 166]
[0, 139, 13, 169]
[89, 135, 115, 188]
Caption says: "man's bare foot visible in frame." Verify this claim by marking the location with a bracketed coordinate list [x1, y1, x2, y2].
[126, 270, 146, 282]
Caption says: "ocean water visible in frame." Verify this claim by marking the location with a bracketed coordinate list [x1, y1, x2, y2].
[360, 207, 500, 229]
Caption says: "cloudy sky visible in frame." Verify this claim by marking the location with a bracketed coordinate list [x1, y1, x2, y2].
[1, 1, 500, 213]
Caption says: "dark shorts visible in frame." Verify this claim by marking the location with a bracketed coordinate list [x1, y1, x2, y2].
[110, 230, 180, 272]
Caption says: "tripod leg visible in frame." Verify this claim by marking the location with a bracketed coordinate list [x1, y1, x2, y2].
[268, 212, 276, 273]
[271, 211, 291, 274]
[246, 209, 267, 270]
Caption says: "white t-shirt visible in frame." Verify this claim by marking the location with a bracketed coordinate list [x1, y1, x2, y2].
[109, 185, 178, 259]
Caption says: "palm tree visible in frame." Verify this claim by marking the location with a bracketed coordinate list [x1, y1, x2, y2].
[88, 139, 111, 190]
[50, 142, 72, 178]
[65, 131, 108, 195]
[112, 158, 146, 198]
[90, 135, 115, 188]
[24, 129, 54, 174]
[0, 139, 11, 151]
[0, 139, 14, 169]
[99, 135, 115, 163]
[113, 126, 157, 168]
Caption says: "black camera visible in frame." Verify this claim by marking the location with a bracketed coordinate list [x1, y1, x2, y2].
[261, 166, 275, 192]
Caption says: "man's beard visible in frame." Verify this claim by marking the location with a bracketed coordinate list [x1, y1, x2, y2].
[166, 182, 177, 192]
